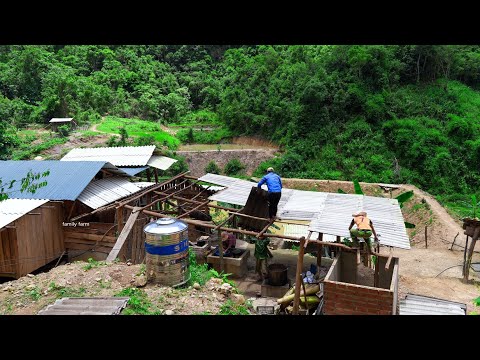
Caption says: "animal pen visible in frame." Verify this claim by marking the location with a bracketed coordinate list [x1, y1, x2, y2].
[70, 172, 409, 315]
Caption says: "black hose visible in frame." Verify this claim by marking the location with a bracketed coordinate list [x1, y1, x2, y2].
[435, 264, 463, 278]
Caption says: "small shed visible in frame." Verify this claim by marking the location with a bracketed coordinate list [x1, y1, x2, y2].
[49, 118, 77, 131]
[0, 199, 64, 278]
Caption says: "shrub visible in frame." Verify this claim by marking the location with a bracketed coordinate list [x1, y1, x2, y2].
[205, 161, 221, 174]
[224, 158, 245, 175]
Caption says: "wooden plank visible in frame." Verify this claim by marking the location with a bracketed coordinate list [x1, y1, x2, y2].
[65, 242, 113, 254]
[63, 232, 116, 243]
[292, 237, 306, 315]
[64, 238, 115, 248]
[107, 209, 141, 262]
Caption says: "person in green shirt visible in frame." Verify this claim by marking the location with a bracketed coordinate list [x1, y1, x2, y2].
[253, 236, 273, 281]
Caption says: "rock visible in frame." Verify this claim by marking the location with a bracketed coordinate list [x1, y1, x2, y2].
[134, 275, 147, 288]
[3, 286, 13, 292]
[165, 310, 174, 315]
[26, 274, 35, 278]
[26, 284, 36, 290]
[66, 280, 72, 285]
[193, 282, 201, 290]
[219, 283, 233, 295]
[43, 290, 48, 295]
[126, 261, 132, 266]
[95, 278, 102, 282]
[212, 293, 217, 299]
[230, 293, 246, 305]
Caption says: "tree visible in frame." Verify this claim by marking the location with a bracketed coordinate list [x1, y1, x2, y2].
[0, 170, 50, 201]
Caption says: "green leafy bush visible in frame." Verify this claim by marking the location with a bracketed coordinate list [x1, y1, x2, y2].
[224, 158, 245, 175]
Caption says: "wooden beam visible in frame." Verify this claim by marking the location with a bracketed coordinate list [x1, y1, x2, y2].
[317, 233, 323, 267]
[116, 172, 189, 208]
[146, 168, 151, 182]
[464, 226, 480, 281]
[178, 200, 211, 219]
[385, 248, 393, 270]
[117, 206, 124, 234]
[67, 200, 77, 221]
[292, 236, 306, 315]
[304, 231, 313, 248]
[154, 168, 159, 183]
[107, 208, 141, 262]
[256, 218, 275, 238]
[218, 229, 223, 272]
[139, 179, 191, 210]
[425, 226, 428, 249]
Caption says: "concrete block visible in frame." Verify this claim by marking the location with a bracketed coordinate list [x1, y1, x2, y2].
[207, 248, 249, 278]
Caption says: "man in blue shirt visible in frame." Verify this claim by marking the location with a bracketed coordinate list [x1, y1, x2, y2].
[257, 167, 282, 220]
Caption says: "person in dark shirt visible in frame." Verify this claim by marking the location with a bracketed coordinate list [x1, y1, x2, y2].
[252, 236, 273, 281]
[213, 231, 236, 257]
[257, 167, 282, 221]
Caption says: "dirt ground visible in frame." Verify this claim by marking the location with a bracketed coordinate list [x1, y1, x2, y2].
[0, 261, 242, 315]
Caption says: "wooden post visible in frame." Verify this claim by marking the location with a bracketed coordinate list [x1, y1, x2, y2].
[292, 237, 306, 315]
[154, 168, 159, 183]
[218, 229, 223, 273]
[117, 206, 124, 234]
[146, 168, 151, 182]
[317, 233, 323, 268]
[462, 236, 469, 276]
[449, 232, 460, 251]
[464, 227, 480, 282]
[425, 226, 428, 249]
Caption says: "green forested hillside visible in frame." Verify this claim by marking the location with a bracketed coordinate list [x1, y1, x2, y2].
[1, 45, 480, 212]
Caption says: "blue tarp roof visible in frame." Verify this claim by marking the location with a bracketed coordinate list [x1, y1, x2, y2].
[0, 161, 108, 200]
[118, 167, 149, 176]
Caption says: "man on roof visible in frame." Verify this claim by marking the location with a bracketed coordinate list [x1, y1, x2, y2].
[348, 210, 379, 253]
[257, 167, 282, 221]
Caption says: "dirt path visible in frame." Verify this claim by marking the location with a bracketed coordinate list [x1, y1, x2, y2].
[402, 184, 464, 244]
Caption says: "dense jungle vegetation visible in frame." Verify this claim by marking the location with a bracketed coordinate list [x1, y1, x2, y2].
[1, 45, 480, 214]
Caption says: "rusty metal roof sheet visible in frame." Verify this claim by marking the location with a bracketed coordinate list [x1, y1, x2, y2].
[38, 297, 129, 315]
[0, 199, 49, 229]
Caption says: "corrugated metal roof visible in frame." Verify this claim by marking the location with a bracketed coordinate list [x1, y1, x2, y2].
[77, 178, 147, 209]
[198, 173, 410, 249]
[399, 294, 466, 315]
[0, 161, 108, 200]
[283, 224, 336, 242]
[134, 182, 156, 189]
[61, 146, 156, 166]
[201, 184, 225, 192]
[147, 155, 177, 170]
[38, 297, 129, 315]
[0, 199, 49, 228]
[49, 118, 74, 123]
[118, 167, 149, 176]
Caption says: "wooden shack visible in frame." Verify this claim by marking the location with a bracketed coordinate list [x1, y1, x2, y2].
[49, 117, 77, 132]
[0, 199, 64, 278]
